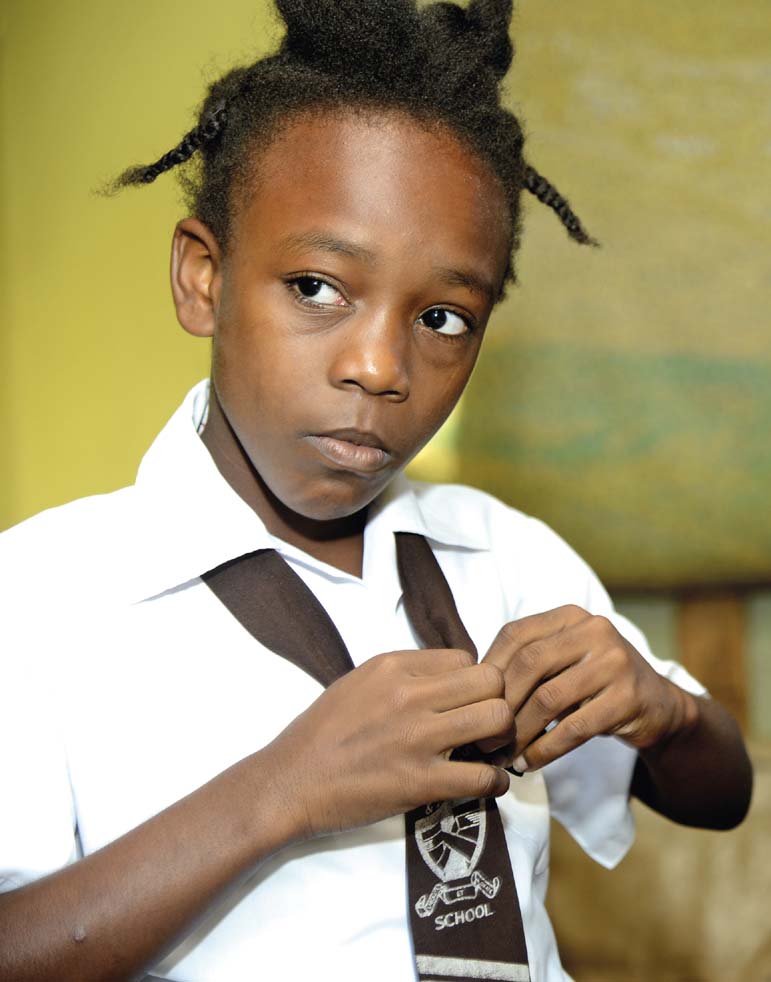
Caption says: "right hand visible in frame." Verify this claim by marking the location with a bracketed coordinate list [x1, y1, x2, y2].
[266, 649, 513, 840]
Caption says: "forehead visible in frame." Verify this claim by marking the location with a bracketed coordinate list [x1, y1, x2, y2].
[229, 109, 510, 287]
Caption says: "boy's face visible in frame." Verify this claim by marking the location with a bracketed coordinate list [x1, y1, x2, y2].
[194, 110, 510, 525]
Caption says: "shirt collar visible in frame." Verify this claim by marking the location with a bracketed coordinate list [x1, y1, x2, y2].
[127, 380, 489, 603]
[367, 471, 490, 552]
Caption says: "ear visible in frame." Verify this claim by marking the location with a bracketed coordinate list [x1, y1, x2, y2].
[170, 218, 223, 338]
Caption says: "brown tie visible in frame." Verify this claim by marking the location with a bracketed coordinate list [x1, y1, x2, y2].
[193, 533, 531, 982]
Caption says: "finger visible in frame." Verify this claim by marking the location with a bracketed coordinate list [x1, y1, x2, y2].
[512, 667, 600, 753]
[424, 759, 510, 802]
[502, 613, 620, 720]
[511, 617, 629, 749]
[476, 621, 598, 752]
[422, 662, 504, 713]
[483, 605, 591, 671]
[475, 727, 517, 756]
[431, 698, 514, 755]
[513, 692, 620, 773]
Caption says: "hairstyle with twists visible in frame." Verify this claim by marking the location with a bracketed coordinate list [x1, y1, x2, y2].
[113, 0, 598, 289]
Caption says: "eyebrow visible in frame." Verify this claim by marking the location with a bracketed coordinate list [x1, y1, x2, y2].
[433, 266, 496, 305]
[280, 231, 378, 266]
[280, 230, 496, 304]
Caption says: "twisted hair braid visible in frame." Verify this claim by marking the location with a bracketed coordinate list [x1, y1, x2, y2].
[114, 0, 597, 286]
[113, 101, 228, 186]
[524, 165, 599, 247]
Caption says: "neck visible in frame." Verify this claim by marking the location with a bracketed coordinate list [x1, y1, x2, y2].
[200, 389, 366, 577]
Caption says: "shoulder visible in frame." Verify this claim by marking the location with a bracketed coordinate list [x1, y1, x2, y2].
[0, 487, 139, 609]
[410, 478, 594, 569]
[408, 478, 544, 546]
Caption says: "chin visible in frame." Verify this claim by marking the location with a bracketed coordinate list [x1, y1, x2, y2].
[294, 496, 373, 524]
[288, 479, 388, 525]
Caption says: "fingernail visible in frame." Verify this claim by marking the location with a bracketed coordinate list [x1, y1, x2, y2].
[513, 755, 528, 774]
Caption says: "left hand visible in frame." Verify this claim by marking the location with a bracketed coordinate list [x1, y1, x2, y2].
[477, 605, 695, 772]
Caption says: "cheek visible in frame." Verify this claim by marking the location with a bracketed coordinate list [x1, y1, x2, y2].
[211, 317, 284, 405]
[430, 344, 480, 406]
[411, 361, 476, 444]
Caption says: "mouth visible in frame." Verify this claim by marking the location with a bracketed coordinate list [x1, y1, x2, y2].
[306, 428, 394, 474]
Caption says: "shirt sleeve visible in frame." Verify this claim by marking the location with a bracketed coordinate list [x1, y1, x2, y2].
[517, 517, 707, 870]
[0, 552, 80, 893]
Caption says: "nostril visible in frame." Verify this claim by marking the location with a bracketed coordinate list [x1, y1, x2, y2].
[340, 376, 407, 398]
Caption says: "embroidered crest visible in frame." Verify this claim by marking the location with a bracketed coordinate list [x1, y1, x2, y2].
[415, 799, 486, 882]
[414, 799, 501, 918]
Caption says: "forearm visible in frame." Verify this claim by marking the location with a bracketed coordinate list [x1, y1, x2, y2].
[0, 648, 517, 981]
[631, 685, 753, 830]
[0, 744, 301, 982]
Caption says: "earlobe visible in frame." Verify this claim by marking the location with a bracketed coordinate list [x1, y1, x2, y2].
[170, 218, 222, 338]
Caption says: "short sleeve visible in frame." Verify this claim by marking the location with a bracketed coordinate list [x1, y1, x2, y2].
[0, 556, 79, 892]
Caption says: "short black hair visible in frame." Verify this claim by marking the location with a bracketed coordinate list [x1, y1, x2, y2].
[113, 0, 597, 289]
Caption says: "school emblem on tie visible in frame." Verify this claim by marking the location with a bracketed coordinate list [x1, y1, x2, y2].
[414, 799, 501, 918]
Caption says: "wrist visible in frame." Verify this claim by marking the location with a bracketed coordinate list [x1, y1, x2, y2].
[222, 745, 312, 859]
[644, 680, 702, 758]
[668, 681, 701, 741]
[677, 685, 702, 736]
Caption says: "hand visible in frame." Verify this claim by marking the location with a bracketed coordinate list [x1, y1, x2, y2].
[477, 605, 696, 772]
[268, 649, 514, 839]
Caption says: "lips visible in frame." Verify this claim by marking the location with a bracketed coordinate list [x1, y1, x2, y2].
[306, 428, 394, 473]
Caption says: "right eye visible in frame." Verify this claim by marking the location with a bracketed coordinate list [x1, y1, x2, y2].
[288, 276, 346, 307]
[419, 307, 470, 337]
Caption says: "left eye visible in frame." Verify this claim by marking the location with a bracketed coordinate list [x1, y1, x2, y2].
[419, 308, 469, 336]
[291, 276, 345, 306]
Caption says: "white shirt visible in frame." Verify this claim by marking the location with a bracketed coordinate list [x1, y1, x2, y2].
[0, 381, 705, 981]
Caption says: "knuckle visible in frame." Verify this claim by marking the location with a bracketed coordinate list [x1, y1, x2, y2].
[476, 662, 504, 693]
[517, 641, 544, 675]
[474, 766, 501, 799]
[372, 650, 400, 677]
[452, 647, 476, 668]
[489, 698, 515, 733]
[562, 603, 587, 620]
[590, 614, 614, 638]
[562, 712, 591, 744]
[452, 704, 479, 733]
[532, 681, 561, 716]
[608, 643, 629, 671]
[498, 620, 524, 647]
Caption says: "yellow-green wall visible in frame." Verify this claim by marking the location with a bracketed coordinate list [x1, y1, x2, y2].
[1, 0, 277, 529]
[2, 0, 769, 592]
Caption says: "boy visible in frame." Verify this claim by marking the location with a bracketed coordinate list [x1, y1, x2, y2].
[0, 3, 752, 980]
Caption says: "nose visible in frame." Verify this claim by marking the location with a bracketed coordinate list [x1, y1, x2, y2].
[330, 312, 410, 401]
